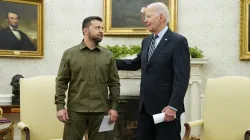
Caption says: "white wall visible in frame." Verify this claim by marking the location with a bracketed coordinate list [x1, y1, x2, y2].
[0, 0, 248, 95]
[178, 0, 250, 92]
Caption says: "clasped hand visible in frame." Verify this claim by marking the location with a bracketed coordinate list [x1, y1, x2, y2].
[108, 109, 118, 124]
[162, 106, 176, 122]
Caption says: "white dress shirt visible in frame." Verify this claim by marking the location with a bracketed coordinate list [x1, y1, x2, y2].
[9, 26, 21, 40]
[155, 26, 168, 48]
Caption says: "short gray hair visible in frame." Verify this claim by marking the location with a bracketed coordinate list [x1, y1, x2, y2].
[147, 2, 170, 24]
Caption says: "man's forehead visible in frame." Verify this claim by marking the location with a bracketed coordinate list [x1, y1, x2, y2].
[8, 13, 18, 17]
[90, 20, 103, 26]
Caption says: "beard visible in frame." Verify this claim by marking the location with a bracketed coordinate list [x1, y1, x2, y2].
[10, 24, 18, 29]
[89, 32, 103, 44]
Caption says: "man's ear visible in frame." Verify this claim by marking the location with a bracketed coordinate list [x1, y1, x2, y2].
[83, 28, 88, 35]
[159, 14, 165, 23]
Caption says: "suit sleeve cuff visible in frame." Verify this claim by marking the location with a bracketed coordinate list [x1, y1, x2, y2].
[56, 104, 65, 111]
[168, 106, 178, 111]
[111, 102, 119, 111]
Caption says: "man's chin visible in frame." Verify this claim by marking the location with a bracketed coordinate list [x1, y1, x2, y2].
[147, 27, 153, 31]
[96, 37, 103, 42]
[10, 25, 18, 29]
[94, 38, 102, 44]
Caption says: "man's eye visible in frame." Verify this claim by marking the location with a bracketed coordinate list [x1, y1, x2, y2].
[96, 27, 102, 30]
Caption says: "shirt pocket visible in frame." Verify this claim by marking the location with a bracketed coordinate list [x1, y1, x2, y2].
[70, 57, 88, 81]
[96, 58, 110, 82]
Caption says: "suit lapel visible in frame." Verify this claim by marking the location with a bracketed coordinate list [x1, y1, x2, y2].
[146, 29, 172, 69]
[6, 27, 20, 42]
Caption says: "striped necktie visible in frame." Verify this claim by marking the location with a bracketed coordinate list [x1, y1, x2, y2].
[148, 34, 159, 61]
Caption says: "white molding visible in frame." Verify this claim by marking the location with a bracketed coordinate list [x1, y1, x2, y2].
[191, 58, 209, 65]
[0, 94, 13, 104]
[189, 80, 202, 85]
[118, 58, 209, 79]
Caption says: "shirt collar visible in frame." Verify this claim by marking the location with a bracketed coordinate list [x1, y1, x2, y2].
[156, 26, 168, 39]
[79, 40, 101, 51]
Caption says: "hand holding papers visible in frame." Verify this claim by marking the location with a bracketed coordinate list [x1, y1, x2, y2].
[153, 112, 176, 124]
[98, 115, 115, 132]
[153, 113, 165, 124]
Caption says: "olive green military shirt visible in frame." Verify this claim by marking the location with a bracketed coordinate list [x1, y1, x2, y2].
[55, 41, 120, 112]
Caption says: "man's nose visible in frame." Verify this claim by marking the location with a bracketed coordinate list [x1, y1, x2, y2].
[99, 28, 104, 33]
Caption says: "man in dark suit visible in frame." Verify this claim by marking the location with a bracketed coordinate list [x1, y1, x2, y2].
[0, 12, 36, 51]
[116, 2, 190, 140]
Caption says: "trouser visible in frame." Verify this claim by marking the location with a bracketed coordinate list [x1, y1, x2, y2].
[137, 104, 181, 140]
[63, 109, 112, 140]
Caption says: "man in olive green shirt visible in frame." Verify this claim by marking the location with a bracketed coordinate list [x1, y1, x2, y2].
[55, 16, 120, 140]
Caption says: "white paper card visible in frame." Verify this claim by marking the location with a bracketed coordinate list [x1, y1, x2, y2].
[98, 115, 115, 132]
[153, 112, 165, 124]
[153, 113, 177, 124]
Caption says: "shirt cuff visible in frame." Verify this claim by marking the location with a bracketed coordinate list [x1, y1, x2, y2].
[168, 106, 178, 111]
[56, 104, 65, 111]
